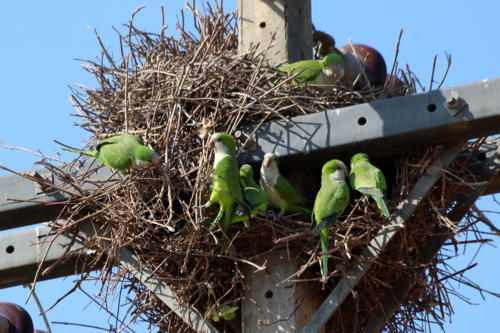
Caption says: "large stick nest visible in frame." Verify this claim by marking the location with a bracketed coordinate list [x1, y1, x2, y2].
[20, 2, 499, 332]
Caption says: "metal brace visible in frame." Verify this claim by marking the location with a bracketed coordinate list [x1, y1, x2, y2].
[28, 171, 56, 195]
[234, 130, 257, 153]
[444, 90, 467, 117]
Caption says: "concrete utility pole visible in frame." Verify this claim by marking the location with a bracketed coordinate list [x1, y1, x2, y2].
[238, 0, 312, 65]
[237, 1, 324, 332]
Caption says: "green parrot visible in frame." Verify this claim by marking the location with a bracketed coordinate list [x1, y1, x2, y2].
[62, 134, 160, 175]
[202, 133, 246, 248]
[260, 153, 311, 218]
[278, 53, 344, 86]
[312, 159, 350, 279]
[349, 153, 390, 217]
[221, 164, 267, 226]
[238, 164, 268, 217]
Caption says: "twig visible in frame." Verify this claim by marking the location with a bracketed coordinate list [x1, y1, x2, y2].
[24, 283, 52, 333]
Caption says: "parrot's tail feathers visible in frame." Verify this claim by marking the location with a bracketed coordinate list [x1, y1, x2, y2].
[313, 214, 338, 234]
[62, 147, 91, 155]
[62, 148, 101, 161]
[358, 187, 384, 198]
[320, 234, 329, 278]
[321, 254, 328, 278]
[373, 196, 390, 217]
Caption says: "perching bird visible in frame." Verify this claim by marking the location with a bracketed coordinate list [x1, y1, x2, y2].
[260, 153, 311, 219]
[278, 53, 344, 86]
[202, 133, 246, 248]
[62, 134, 160, 175]
[312, 159, 350, 280]
[239, 164, 268, 217]
[312, 24, 337, 59]
[349, 153, 390, 217]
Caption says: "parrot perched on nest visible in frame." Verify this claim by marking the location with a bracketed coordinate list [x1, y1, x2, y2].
[202, 133, 248, 249]
[260, 152, 311, 219]
[238, 164, 268, 218]
[312, 159, 350, 280]
[278, 53, 344, 86]
[349, 153, 390, 217]
[62, 134, 160, 175]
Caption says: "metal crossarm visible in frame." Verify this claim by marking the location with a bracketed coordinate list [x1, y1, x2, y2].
[0, 225, 90, 289]
[78, 222, 220, 333]
[2, 79, 500, 232]
[241, 78, 500, 165]
[0, 159, 113, 231]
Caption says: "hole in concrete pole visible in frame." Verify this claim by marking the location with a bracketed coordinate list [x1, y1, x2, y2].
[259, 22, 266, 28]
[427, 103, 436, 112]
[6, 245, 14, 254]
[264, 290, 273, 299]
[357, 117, 367, 126]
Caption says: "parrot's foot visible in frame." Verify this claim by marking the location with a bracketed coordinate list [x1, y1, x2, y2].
[193, 203, 209, 210]
[275, 211, 284, 221]
[201, 218, 218, 230]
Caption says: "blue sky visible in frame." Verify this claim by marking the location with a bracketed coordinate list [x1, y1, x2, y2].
[1, 1, 499, 332]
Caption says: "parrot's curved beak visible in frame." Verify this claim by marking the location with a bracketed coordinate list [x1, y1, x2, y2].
[208, 139, 214, 149]
[264, 157, 272, 168]
[344, 169, 349, 178]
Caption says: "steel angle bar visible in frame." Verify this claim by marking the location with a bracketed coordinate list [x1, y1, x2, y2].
[0, 157, 113, 231]
[78, 222, 220, 333]
[0, 225, 93, 289]
[300, 142, 465, 333]
[240, 78, 500, 166]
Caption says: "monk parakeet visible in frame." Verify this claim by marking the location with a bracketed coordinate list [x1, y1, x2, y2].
[203, 133, 246, 247]
[349, 153, 390, 217]
[260, 153, 311, 218]
[62, 134, 160, 175]
[224, 164, 268, 225]
[312, 160, 350, 279]
[278, 53, 344, 86]
[239, 164, 267, 217]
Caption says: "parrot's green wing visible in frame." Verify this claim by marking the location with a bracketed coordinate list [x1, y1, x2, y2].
[312, 177, 350, 278]
[374, 167, 387, 194]
[99, 134, 143, 145]
[313, 180, 350, 233]
[279, 60, 323, 83]
[244, 187, 268, 212]
[350, 162, 389, 216]
[215, 156, 243, 203]
[98, 142, 134, 171]
[350, 162, 386, 193]
[312, 213, 338, 234]
[274, 175, 310, 214]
